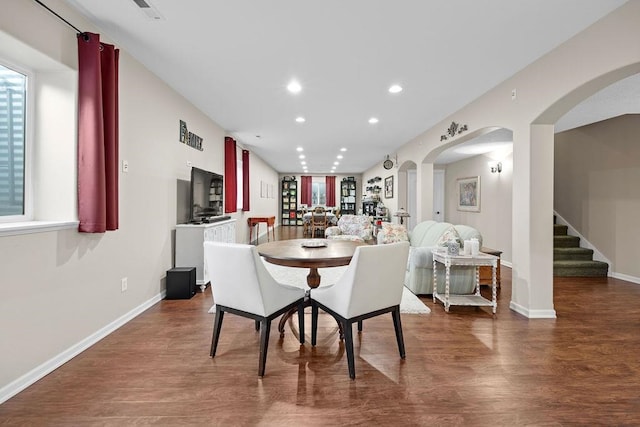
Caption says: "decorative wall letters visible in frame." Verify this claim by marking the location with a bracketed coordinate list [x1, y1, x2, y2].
[179, 120, 203, 151]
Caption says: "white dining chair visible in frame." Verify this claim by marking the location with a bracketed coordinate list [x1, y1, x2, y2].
[203, 241, 306, 377]
[309, 241, 410, 379]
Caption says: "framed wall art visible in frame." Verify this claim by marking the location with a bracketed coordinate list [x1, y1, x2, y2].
[385, 175, 394, 199]
[457, 176, 480, 212]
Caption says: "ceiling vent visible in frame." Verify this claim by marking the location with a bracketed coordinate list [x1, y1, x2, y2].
[132, 0, 165, 21]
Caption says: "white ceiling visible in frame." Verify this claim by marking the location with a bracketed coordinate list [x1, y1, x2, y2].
[64, 0, 628, 173]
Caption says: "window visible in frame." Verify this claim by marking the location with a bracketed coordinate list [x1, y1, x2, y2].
[0, 64, 27, 220]
[311, 178, 326, 206]
[236, 158, 243, 210]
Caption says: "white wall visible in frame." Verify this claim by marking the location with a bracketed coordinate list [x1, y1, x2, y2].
[555, 114, 640, 280]
[363, 1, 640, 318]
[0, 0, 278, 399]
[444, 152, 513, 264]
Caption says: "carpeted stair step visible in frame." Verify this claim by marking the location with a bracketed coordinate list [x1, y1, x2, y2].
[553, 224, 568, 236]
[554, 235, 581, 248]
[553, 260, 609, 277]
[554, 247, 594, 261]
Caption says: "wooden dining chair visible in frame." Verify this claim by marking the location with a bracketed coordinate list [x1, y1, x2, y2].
[311, 210, 327, 238]
[203, 242, 306, 377]
[309, 241, 410, 379]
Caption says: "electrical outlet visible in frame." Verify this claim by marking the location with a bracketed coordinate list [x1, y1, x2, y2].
[122, 160, 129, 173]
[511, 89, 517, 100]
[187, 161, 192, 167]
[121, 277, 128, 292]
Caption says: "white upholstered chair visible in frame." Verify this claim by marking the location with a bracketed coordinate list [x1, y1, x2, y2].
[309, 241, 410, 379]
[203, 242, 306, 377]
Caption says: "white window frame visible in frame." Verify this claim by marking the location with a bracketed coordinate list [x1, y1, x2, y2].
[311, 177, 326, 206]
[236, 157, 243, 211]
[0, 58, 33, 223]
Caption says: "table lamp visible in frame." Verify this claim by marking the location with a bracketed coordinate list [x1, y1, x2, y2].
[394, 208, 410, 225]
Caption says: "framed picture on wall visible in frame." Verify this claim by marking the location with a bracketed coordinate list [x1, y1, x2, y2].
[457, 176, 480, 212]
[385, 176, 394, 199]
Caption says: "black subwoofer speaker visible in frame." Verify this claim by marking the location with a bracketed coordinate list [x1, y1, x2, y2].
[166, 267, 196, 299]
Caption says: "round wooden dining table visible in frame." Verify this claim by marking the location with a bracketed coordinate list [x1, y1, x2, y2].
[256, 238, 366, 336]
[257, 238, 366, 288]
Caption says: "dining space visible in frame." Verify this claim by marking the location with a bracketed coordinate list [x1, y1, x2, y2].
[301, 207, 338, 238]
[204, 236, 410, 379]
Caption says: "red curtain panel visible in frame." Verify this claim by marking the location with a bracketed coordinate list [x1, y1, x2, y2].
[224, 137, 237, 213]
[301, 175, 312, 206]
[242, 149, 250, 211]
[325, 176, 336, 207]
[77, 33, 119, 233]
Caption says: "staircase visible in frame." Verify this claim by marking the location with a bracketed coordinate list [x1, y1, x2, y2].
[553, 218, 608, 277]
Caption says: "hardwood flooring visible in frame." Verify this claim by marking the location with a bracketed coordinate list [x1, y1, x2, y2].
[2, 227, 640, 425]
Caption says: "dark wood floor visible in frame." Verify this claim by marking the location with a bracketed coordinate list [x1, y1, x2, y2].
[2, 227, 640, 426]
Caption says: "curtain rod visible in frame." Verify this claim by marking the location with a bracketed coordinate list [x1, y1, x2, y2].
[33, 0, 89, 40]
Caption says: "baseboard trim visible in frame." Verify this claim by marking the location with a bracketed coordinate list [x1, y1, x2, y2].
[0, 291, 166, 404]
[509, 301, 557, 319]
[610, 272, 640, 285]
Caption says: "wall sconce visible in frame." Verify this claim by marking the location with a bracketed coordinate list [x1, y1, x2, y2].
[490, 161, 502, 173]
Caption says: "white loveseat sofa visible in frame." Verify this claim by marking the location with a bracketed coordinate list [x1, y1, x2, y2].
[377, 220, 483, 295]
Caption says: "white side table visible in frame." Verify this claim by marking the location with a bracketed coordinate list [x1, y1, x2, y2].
[432, 250, 498, 314]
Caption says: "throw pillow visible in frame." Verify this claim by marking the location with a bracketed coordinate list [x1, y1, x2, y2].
[436, 226, 461, 247]
[379, 223, 409, 244]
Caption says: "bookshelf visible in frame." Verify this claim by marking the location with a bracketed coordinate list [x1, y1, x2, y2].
[340, 177, 357, 215]
[280, 177, 298, 226]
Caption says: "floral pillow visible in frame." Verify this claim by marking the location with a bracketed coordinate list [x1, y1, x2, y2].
[436, 226, 461, 247]
[379, 223, 409, 244]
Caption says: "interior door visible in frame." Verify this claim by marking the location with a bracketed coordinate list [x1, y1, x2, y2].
[433, 169, 445, 222]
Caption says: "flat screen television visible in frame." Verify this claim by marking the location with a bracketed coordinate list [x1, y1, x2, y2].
[189, 167, 223, 222]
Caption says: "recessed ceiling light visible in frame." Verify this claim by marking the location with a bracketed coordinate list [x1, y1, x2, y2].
[337, 155, 343, 159]
[368, 117, 379, 124]
[287, 81, 302, 94]
[389, 84, 403, 93]
[334, 161, 339, 166]
[299, 154, 305, 159]
[301, 161, 306, 165]
[295, 116, 306, 123]
[340, 148, 347, 152]
[296, 147, 304, 152]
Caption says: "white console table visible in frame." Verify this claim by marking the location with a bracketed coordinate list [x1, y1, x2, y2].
[175, 219, 236, 291]
[432, 250, 498, 314]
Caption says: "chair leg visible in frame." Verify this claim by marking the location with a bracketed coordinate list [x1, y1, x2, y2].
[311, 303, 318, 346]
[357, 320, 363, 332]
[210, 309, 224, 357]
[343, 320, 356, 379]
[258, 319, 271, 377]
[255, 320, 260, 331]
[391, 307, 406, 359]
[298, 301, 305, 344]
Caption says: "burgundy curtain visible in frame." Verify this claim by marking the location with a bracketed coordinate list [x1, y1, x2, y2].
[77, 33, 119, 233]
[242, 149, 250, 211]
[224, 137, 237, 213]
[301, 176, 312, 206]
[326, 176, 336, 207]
